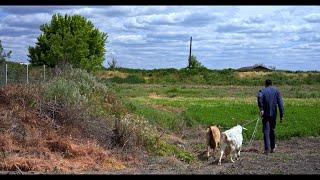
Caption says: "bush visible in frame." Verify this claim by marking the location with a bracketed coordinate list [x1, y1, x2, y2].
[188, 55, 204, 69]
[43, 78, 86, 105]
[40, 67, 162, 153]
[106, 74, 145, 84]
[40, 67, 118, 144]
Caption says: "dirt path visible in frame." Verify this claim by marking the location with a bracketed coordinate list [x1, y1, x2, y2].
[104, 136, 320, 174]
[1, 137, 319, 175]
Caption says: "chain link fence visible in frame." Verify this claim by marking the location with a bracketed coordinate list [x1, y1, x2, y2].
[0, 62, 144, 153]
[0, 62, 56, 88]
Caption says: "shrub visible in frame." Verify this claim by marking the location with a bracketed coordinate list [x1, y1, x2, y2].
[106, 74, 145, 84]
[187, 55, 204, 69]
[43, 78, 86, 105]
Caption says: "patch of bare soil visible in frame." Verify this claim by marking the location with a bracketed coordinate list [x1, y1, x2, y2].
[105, 126, 320, 175]
[148, 93, 164, 99]
[222, 137, 320, 174]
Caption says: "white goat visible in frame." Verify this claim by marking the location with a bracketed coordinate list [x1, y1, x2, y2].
[218, 125, 247, 165]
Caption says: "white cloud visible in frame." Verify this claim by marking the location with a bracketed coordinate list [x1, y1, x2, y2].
[304, 13, 320, 23]
[0, 6, 320, 71]
[137, 12, 187, 25]
[114, 34, 144, 42]
[2, 13, 52, 28]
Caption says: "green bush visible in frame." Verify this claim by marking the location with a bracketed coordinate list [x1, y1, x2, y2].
[188, 55, 204, 69]
[146, 136, 195, 163]
[43, 78, 86, 105]
[41, 67, 166, 152]
[106, 74, 145, 84]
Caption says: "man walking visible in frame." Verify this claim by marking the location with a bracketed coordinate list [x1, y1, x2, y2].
[257, 79, 284, 154]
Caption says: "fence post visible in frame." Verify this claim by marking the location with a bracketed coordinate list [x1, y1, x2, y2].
[43, 65, 46, 82]
[5, 63, 7, 86]
[26, 64, 29, 84]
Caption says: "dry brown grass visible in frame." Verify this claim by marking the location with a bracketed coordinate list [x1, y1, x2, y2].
[96, 70, 129, 79]
[236, 71, 310, 79]
[236, 71, 272, 78]
[148, 92, 164, 99]
[0, 85, 126, 173]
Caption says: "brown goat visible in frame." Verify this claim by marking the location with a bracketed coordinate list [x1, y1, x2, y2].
[206, 125, 221, 158]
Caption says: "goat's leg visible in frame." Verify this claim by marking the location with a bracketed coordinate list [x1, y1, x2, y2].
[218, 150, 224, 165]
[212, 148, 217, 159]
[230, 153, 235, 163]
[207, 146, 211, 158]
[237, 149, 241, 160]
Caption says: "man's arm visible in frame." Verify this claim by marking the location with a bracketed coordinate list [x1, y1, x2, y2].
[257, 90, 264, 116]
[277, 90, 284, 121]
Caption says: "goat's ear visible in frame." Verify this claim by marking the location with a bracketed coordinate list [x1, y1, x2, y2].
[217, 124, 221, 128]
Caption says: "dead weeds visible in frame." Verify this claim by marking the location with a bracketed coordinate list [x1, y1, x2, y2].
[0, 85, 126, 173]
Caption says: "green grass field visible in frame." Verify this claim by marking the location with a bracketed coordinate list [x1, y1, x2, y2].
[111, 83, 320, 141]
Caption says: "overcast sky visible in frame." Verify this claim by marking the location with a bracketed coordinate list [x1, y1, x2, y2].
[0, 6, 320, 71]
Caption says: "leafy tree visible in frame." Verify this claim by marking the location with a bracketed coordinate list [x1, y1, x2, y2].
[0, 40, 12, 63]
[188, 55, 204, 69]
[28, 14, 108, 72]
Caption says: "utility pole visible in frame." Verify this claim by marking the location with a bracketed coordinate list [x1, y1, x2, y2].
[5, 63, 7, 85]
[26, 64, 29, 84]
[188, 36, 192, 68]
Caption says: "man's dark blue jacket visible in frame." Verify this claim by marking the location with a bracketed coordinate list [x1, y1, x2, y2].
[257, 86, 284, 120]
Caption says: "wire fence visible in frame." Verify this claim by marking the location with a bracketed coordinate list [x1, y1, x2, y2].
[0, 62, 125, 150]
[0, 62, 56, 88]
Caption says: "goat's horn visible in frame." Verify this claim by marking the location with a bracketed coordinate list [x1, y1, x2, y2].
[243, 127, 248, 130]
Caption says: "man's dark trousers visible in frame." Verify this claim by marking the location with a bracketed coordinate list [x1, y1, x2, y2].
[262, 116, 276, 151]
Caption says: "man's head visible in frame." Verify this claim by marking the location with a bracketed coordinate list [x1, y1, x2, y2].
[265, 79, 272, 87]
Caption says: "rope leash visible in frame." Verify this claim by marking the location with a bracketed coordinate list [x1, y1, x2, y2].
[242, 119, 258, 127]
[247, 117, 260, 147]
[241, 117, 261, 153]
[218, 118, 257, 131]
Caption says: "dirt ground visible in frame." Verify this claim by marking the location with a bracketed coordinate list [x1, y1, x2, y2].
[1, 137, 319, 175]
[104, 136, 320, 175]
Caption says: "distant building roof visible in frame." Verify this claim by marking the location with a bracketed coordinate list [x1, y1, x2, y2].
[238, 64, 271, 71]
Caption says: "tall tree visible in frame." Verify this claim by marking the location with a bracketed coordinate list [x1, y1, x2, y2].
[0, 40, 12, 63]
[28, 14, 108, 72]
